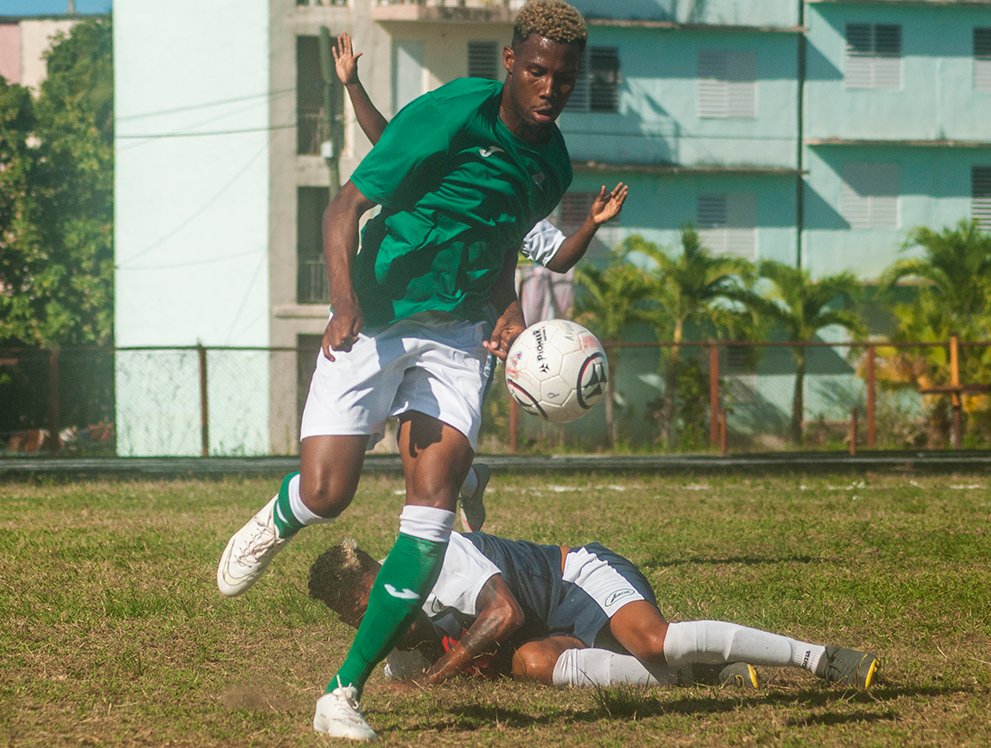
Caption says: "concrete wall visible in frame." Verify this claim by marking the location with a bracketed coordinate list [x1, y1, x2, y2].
[573, 0, 799, 27]
[114, 0, 272, 455]
[560, 25, 799, 167]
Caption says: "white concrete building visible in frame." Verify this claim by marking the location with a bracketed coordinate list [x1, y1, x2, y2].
[114, 0, 527, 455]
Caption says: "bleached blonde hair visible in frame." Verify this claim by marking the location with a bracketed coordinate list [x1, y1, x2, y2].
[513, 0, 587, 50]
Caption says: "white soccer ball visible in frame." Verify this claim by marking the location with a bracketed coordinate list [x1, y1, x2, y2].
[504, 319, 608, 423]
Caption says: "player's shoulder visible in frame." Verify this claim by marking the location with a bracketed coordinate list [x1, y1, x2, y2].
[428, 77, 502, 106]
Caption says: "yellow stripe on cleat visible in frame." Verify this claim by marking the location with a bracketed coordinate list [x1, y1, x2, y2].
[863, 657, 879, 689]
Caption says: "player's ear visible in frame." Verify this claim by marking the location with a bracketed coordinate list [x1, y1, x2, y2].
[503, 45, 515, 76]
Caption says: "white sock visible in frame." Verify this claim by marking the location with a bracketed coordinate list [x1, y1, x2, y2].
[398, 504, 455, 543]
[551, 648, 681, 687]
[460, 466, 479, 499]
[662, 621, 826, 674]
[287, 473, 333, 525]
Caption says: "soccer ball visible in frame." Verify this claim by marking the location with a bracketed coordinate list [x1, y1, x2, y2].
[504, 319, 608, 423]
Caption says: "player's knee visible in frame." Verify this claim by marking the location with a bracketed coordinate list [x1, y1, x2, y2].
[511, 644, 558, 685]
[299, 472, 355, 518]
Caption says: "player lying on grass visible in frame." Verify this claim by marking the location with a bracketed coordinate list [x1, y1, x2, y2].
[332, 30, 628, 537]
[309, 532, 879, 691]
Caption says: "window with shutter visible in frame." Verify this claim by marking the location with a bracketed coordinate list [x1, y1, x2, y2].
[468, 40, 500, 80]
[973, 166, 991, 230]
[840, 163, 900, 229]
[975, 28, 991, 92]
[697, 193, 756, 258]
[845, 23, 901, 90]
[567, 47, 619, 113]
[698, 51, 756, 119]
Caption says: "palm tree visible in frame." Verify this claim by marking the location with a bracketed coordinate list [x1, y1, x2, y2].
[879, 220, 991, 444]
[573, 249, 652, 446]
[881, 220, 991, 338]
[626, 228, 754, 448]
[745, 260, 865, 444]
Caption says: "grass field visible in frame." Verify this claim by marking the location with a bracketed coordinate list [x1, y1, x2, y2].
[2, 470, 990, 746]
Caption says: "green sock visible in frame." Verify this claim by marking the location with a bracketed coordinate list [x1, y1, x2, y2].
[272, 472, 304, 538]
[328, 532, 447, 696]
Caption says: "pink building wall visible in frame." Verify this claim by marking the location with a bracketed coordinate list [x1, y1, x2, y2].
[0, 23, 22, 84]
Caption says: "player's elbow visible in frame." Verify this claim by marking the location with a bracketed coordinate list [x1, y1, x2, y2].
[496, 598, 525, 638]
[545, 256, 573, 273]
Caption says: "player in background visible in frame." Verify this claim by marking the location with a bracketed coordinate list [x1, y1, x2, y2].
[217, 1, 589, 740]
[332, 30, 629, 533]
[310, 533, 880, 691]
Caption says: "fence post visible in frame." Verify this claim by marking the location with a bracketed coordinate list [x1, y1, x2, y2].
[865, 344, 876, 448]
[508, 397, 519, 454]
[198, 344, 209, 457]
[949, 333, 962, 448]
[709, 343, 720, 448]
[849, 407, 858, 456]
[48, 346, 61, 453]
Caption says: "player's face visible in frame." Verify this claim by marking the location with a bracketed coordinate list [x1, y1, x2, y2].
[501, 34, 582, 142]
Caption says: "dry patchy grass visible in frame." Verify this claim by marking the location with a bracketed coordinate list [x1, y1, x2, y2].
[1, 472, 990, 746]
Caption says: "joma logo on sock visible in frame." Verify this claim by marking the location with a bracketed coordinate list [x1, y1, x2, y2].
[385, 584, 420, 601]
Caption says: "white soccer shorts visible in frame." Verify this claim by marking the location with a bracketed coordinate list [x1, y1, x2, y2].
[300, 312, 492, 449]
[562, 544, 649, 618]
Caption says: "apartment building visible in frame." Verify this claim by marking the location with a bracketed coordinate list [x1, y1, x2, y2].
[113, 0, 991, 454]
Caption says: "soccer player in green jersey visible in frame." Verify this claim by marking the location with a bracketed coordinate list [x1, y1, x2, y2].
[216, 0, 589, 740]
[330, 28, 629, 535]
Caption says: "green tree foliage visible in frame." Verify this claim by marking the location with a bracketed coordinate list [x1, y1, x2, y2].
[0, 78, 42, 346]
[879, 220, 991, 443]
[0, 18, 113, 346]
[573, 248, 652, 446]
[626, 228, 754, 448]
[745, 260, 865, 444]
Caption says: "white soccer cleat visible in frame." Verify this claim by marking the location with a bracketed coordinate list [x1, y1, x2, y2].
[216, 496, 290, 596]
[458, 463, 490, 532]
[383, 648, 431, 680]
[313, 685, 378, 742]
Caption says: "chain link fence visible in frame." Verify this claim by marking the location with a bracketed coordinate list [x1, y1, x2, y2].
[2, 339, 989, 456]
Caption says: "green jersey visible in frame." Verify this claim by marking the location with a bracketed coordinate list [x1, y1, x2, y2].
[349, 78, 572, 328]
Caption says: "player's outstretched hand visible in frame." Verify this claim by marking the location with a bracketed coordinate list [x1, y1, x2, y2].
[332, 32, 362, 86]
[485, 306, 526, 361]
[589, 182, 629, 226]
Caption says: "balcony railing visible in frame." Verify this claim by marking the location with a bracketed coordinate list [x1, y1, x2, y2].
[373, 0, 525, 23]
[299, 256, 329, 305]
[298, 108, 328, 156]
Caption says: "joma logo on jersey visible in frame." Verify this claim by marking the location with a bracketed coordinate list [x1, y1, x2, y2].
[479, 146, 505, 158]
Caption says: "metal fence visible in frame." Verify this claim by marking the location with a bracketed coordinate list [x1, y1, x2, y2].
[2, 338, 989, 456]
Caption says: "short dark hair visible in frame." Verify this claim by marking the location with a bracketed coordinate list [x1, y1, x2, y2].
[512, 0, 587, 51]
[308, 539, 378, 619]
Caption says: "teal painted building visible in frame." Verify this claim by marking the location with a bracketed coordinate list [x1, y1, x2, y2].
[113, 0, 991, 454]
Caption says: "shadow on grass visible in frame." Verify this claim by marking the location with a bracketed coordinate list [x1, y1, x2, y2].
[788, 709, 899, 727]
[401, 683, 969, 730]
[644, 554, 829, 568]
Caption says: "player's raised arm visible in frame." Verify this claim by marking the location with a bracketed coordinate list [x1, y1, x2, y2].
[333, 32, 388, 145]
[422, 574, 524, 685]
[544, 182, 629, 273]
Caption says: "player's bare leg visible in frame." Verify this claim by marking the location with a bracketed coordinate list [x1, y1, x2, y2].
[217, 435, 367, 596]
[315, 412, 472, 740]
